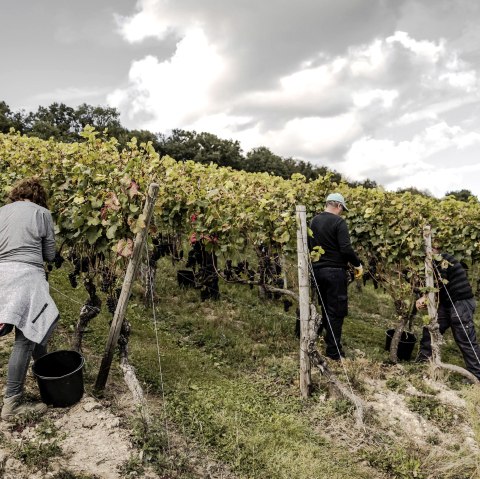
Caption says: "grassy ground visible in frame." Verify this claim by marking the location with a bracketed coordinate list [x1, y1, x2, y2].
[43, 256, 480, 479]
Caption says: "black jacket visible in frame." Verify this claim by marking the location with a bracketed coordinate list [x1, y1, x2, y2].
[309, 212, 360, 269]
[436, 253, 473, 304]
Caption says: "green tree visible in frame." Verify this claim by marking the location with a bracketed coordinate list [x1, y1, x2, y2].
[444, 189, 477, 202]
[293, 159, 322, 180]
[313, 165, 343, 184]
[122, 129, 162, 149]
[74, 103, 125, 139]
[25, 102, 79, 142]
[159, 129, 244, 169]
[243, 147, 290, 177]
[0, 101, 26, 133]
[348, 178, 378, 189]
[396, 186, 433, 197]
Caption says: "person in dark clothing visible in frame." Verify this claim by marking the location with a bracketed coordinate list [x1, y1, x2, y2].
[310, 193, 362, 360]
[416, 249, 480, 380]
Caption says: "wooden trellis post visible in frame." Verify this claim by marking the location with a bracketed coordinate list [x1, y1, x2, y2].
[95, 183, 159, 392]
[423, 225, 443, 365]
[296, 205, 311, 397]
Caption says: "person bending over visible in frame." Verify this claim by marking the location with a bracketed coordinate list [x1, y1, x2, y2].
[416, 245, 480, 380]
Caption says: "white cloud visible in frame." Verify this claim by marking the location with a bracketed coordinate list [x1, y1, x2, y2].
[219, 113, 360, 158]
[109, 2, 480, 196]
[349, 40, 386, 77]
[341, 122, 480, 196]
[393, 96, 477, 126]
[439, 71, 477, 90]
[352, 89, 399, 108]
[386, 30, 445, 61]
[108, 28, 226, 130]
[115, 0, 176, 43]
[263, 115, 361, 157]
[343, 136, 429, 181]
[387, 170, 462, 196]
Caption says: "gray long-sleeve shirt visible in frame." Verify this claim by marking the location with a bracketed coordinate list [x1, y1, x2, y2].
[0, 201, 56, 268]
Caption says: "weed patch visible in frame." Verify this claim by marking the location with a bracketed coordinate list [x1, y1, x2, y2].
[51, 470, 101, 479]
[386, 376, 408, 393]
[14, 433, 63, 471]
[406, 395, 459, 428]
[362, 445, 426, 479]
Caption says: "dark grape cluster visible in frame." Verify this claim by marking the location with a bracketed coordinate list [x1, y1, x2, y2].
[54, 252, 65, 269]
[283, 299, 293, 312]
[100, 268, 116, 293]
[151, 234, 180, 262]
[106, 296, 117, 314]
[185, 248, 197, 269]
[247, 268, 256, 290]
[223, 259, 256, 289]
[68, 272, 78, 288]
[234, 259, 249, 275]
[363, 257, 379, 289]
[69, 253, 90, 275]
[223, 259, 234, 280]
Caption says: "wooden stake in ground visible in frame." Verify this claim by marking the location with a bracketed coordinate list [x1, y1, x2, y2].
[423, 225, 443, 365]
[95, 183, 159, 393]
[296, 205, 311, 398]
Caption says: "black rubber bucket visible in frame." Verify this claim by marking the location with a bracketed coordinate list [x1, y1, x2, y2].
[385, 329, 417, 361]
[32, 350, 85, 407]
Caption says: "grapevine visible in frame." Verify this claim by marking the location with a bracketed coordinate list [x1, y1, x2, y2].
[2, 130, 480, 360]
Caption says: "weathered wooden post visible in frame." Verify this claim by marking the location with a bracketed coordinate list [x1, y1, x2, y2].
[423, 225, 443, 366]
[95, 183, 159, 392]
[296, 205, 311, 398]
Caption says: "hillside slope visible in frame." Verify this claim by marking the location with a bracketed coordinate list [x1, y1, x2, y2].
[0, 260, 478, 478]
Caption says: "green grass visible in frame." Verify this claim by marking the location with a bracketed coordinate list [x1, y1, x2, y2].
[43, 256, 479, 479]
[126, 260, 380, 478]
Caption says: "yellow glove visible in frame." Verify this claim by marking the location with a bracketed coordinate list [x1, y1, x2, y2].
[353, 265, 363, 280]
[416, 296, 427, 310]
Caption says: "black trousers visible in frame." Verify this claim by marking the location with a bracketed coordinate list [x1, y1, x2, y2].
[312, 267, 348, 359]
[418, 298, 480, 379]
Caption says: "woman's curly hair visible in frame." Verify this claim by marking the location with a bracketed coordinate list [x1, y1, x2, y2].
[8, 177, 49, 209]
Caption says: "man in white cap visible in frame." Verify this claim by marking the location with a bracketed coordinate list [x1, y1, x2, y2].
[309, 193, 362, 360]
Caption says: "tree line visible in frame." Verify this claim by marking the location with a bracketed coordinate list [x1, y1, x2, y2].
[0, 100, 374, 186]
[0, 100, 474, 200]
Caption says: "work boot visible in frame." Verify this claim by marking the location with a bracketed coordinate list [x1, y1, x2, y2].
[415, 354, 431, 363]
[1, 393, 47, 421]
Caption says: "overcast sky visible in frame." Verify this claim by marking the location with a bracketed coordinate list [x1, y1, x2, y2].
[3, 0, 480, 198]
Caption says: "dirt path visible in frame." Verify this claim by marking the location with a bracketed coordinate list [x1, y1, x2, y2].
[0, 394, 152, 478]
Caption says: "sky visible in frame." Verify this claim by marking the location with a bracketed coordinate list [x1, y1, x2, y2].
[3, 0, 480, 198]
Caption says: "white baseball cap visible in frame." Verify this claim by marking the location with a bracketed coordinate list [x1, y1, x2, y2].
[326, 193, 348, 211]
